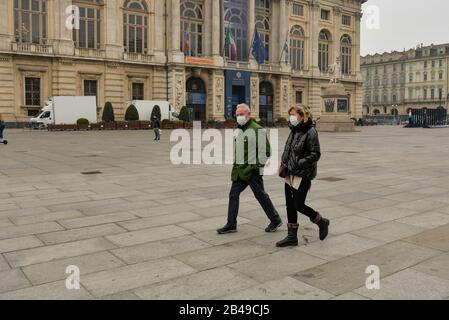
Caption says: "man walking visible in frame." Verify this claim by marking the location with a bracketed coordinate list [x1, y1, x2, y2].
[217, 104, 282, 234]
[152, 116, 161, 141]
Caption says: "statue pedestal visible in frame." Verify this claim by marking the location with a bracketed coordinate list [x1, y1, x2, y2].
[318, 82, 356, 133]
[317, 114, 355, 132]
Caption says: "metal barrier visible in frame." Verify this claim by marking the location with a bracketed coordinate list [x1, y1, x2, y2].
[410, 108, 448, 127]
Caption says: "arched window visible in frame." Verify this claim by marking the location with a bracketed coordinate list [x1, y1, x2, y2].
[73, 0, 102, 49]
[14, 0, 48, 44]
[180, 0, 204, 57]
[123, 0, 149, 54]
[224, 0, 248, 61]
[255, 0, 271, 62]
[340, 35, 352, 75]
[290, 25, 305, 70]
[318, 30, 331, 72]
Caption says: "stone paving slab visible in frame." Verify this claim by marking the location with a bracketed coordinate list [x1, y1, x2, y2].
[294, 241, 440, 296]
[36, 223, 127, 245]
[1, 127, 449, 299]
[134, 267, 258, 300]
[4, 237, 117, 268]
[22, 251, 125, 285]
[221, 276, 334, 300]
[82, 258, 196, 297]
[354, 269, 449, 300]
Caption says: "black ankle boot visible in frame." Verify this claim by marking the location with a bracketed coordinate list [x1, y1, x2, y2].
[313, 213, 330, 241]
[276, 223, 299, 247]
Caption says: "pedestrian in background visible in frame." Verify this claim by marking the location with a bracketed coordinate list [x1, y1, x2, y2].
[277, 106, 330, 247]
[152, 116, 161, 141]
[0, 114, 5, 143]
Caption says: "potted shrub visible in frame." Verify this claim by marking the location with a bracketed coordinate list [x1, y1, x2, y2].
[150, 105, 161, 121]
[224, 117, 237, 129]
[125, 104, 140, 129]
[161, 119, 174, 129]
[77, 118, 90, 130]
[275, 117, 288, 128]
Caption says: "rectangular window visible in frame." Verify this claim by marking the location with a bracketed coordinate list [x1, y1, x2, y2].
[84, 80, 97, 97]
[295, 91, 303, 104]
[342, 15, 351, 26]
[292, 3, 304, 16]
[321, 10, 330, 20]
[132, 83, 144, 100]
[25, 77, 41, 106]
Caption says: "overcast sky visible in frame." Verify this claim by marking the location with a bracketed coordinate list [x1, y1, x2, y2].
[361, 0, 449, 56]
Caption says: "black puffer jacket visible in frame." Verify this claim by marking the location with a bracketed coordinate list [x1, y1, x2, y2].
[281, 120, 321, 180]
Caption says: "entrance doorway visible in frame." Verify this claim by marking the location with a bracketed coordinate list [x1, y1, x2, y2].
[259, 82, 274, 126]
[186, 77, 207, 122]
[231, 85, 246, 117]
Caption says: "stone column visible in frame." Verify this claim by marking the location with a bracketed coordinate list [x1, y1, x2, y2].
[170, 0, 184, 63]
[0, 0, 13, 51]
[309, 1, 320, 76]
[105, 0, 123, 59]
[333, 6, 342, 66]
[210, 70, 225, 121]
[153, 0, 167, 63]
[211, 0, 223, 64]
[354, 11, 363, 79]
[278, 0, 288, 64]
[250, 74, 260, 119]
[51, 0, 74, 55]
[248, 0, 255, 64]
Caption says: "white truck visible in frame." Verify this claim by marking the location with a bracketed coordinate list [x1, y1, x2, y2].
[126, 100, 177, 121]
[30, 96, 97, 128]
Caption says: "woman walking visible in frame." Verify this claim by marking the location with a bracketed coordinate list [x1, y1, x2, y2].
[277, 106, 330, 247]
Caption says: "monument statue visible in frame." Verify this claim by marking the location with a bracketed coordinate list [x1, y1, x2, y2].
[329, 57, 341, 84]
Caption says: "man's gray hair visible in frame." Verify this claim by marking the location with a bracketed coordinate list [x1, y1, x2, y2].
[236, 103, 251, 113]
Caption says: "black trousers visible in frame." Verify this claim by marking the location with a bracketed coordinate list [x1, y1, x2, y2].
[154, 128, 160, 140]
[0, 123, 4, 139]
[227, 171, 280, 226]
[285, 178, 318, 224]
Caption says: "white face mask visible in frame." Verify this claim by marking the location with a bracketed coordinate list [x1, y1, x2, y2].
[290, 115, 299, 127]
[237, 115, 249, 126]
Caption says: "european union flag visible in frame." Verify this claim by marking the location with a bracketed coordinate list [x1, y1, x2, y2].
[251, 28, 267, 65]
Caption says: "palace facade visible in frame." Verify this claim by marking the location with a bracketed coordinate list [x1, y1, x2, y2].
[0, 0, 366, 124]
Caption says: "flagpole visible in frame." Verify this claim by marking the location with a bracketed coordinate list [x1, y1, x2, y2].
[248, 25, 256, 62]
[278, 29, 289, 64]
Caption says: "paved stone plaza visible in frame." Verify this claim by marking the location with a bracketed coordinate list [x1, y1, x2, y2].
[1, 126, 449, 300]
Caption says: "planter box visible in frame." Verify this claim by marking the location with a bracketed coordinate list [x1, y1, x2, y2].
[77, 125, 89, 131]
[115, 122, 128, 130]
[224, 123, 237, 129]
[140, 121, 151, 130]
[89, 123, 102, 130]
[103, 122, 116, 130]
[127, 121, 140, 130]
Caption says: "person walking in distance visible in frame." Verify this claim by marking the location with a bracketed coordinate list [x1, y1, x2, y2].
[276, 106, 330, 247]
[152, 116, 161, 141]
[217, 103, 283, 234]
[0, 114, 6, 143]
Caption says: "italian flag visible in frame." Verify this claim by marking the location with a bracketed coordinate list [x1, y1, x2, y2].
[225, 26, 237, 59]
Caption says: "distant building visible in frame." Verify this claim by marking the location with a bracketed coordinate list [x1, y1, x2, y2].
[361, 44, 449, 116]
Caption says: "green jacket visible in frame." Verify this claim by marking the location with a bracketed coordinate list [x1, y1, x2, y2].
[231, 119, 272, 182]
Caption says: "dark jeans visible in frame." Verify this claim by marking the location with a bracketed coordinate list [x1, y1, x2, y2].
[227, 171, 280, 226]
[285, 179, 318, 224]
[154, 128, 160, 140]
[0, 123, 4, 139]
